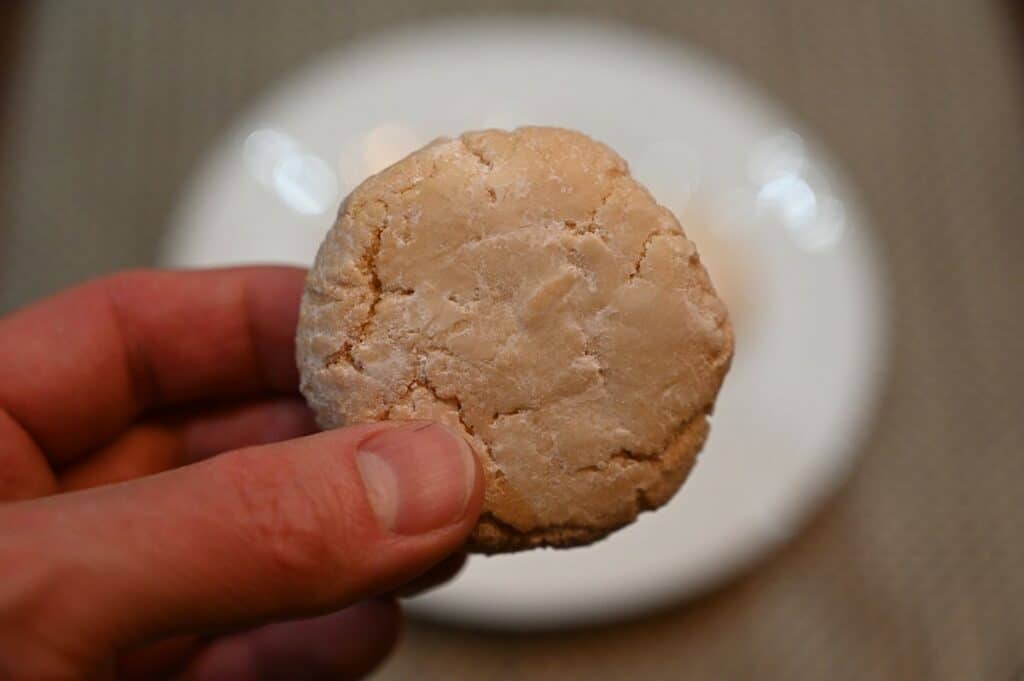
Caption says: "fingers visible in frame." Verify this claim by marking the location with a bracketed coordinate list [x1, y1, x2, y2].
[179, 398, 318, 465]
[59, 398, 318, 491]
[0, 421, 483, 661]
[57, 422, 186, 493]
[0, 267, 306, 465]
[117, 556, 463, 680]
[182, 599, 400, 681]
[0, 409, 57, 501]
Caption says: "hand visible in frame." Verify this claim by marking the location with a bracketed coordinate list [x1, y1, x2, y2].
[0, 267, 483, 680]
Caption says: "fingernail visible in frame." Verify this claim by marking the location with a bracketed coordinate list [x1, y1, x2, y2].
[356, 422, 477, 535]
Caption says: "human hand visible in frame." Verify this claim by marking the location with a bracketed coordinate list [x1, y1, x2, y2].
[0, 267, 483, 680]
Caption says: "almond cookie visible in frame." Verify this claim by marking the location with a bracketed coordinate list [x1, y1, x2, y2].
[297, 127, 733, 552]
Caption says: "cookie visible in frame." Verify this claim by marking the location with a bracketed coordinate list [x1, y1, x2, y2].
[296, 127, 733, 553]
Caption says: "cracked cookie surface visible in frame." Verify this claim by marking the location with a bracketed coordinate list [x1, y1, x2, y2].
[296, 127, 733, 552]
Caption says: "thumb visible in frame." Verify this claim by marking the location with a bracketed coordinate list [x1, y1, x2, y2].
[2, 421, 481, 658]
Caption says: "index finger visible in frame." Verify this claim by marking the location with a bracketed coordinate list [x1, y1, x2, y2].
[0, 267, 307, 464]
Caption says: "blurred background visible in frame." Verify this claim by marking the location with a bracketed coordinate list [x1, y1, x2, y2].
[1, 2, 1022, 680]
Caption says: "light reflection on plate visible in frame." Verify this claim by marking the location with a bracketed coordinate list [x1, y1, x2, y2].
[161, 18, 887, 629]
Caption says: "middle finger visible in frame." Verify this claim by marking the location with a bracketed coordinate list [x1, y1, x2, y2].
[59, 398, 317, 491]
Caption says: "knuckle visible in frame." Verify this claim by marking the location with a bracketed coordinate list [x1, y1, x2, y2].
[95, 269, 154, 307]
[216, 452, 345, 591]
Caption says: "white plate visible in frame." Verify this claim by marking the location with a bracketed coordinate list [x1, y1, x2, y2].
[162, 18, 887, 629]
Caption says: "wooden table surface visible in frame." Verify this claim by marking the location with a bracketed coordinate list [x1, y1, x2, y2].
[1, 3, 1022, 680]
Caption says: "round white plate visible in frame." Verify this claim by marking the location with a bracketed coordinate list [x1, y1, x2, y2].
[162, 18, 887, 629]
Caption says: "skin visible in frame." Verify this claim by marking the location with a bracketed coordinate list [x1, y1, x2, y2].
[0, 266, 483, 680]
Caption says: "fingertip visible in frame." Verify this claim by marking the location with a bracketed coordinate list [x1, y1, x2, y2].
[354, 422, 481, 536]
[461, 429, 487, 524]
[241, 266, 308, 393]
[180, 398, 319, 463]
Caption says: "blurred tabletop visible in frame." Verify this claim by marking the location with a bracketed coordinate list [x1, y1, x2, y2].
[1, 2, 1023, 680]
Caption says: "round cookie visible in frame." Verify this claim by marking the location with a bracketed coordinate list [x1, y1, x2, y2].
[297, 127, 733, 553]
